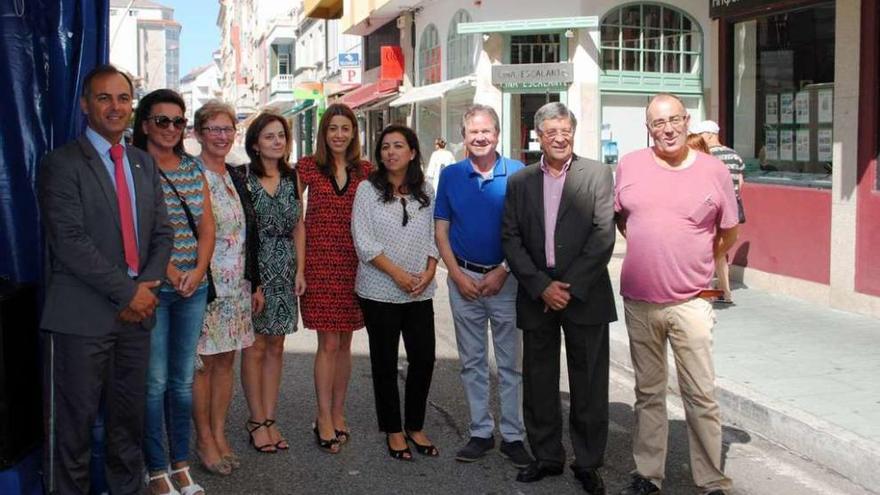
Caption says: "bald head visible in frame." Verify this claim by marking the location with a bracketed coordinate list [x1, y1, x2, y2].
[646, 93, 686, 121]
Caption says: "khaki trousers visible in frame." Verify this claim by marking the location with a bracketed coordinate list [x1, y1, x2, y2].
[624, 297, 733, 493]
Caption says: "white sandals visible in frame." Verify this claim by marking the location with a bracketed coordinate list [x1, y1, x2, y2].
[168, 466, 206, 495]
[147, 472, 181, 495]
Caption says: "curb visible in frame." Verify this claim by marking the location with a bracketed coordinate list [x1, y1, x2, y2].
[608, 328, 880, 492]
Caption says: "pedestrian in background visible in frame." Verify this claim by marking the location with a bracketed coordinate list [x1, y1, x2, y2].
[240, 112, 305, 455]
[502, 102, 617, 494]
[133, 88, 214, 495]
[434, 104, 531, 468]
[191, 100, 264, 475]
[425, 137, 456, 192]
[615, 94, 736, 495]
[38, 64, 173, 494]
[691, 120, 746, 304]
[686, 133, 711, 154]
[352, 125, 439, 461]
[296, 103, 373, 453]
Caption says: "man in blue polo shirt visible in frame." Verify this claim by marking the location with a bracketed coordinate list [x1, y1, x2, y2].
[434, 104, 531, 467]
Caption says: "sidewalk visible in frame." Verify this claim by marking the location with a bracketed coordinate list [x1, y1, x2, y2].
[607, 236, 880, 491]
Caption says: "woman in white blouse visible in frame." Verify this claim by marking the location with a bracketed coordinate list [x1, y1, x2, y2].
[351, 124, 440, 462]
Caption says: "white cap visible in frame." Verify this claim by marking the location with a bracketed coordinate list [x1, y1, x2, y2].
[689, 120, 720, 135]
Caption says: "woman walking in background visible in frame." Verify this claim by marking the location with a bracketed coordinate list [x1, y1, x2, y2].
[133, 89, 214, 495]
[352, 125, 439, 461]
[240, 112, 305, 454]
[297, 103, 372, 453]
[191, 100, 263, 475]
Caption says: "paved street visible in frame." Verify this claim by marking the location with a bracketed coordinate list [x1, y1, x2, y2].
[193, 266, 872, 495]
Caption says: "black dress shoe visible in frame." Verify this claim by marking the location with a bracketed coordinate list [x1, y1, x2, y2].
[515, 461, 564, 483]
[705, 491, 726, 495]
[618, 475, 660, 495]
[571, 466, 606, 494]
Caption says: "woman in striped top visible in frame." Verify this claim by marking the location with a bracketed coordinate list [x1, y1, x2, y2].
[133, 89, 215, 495]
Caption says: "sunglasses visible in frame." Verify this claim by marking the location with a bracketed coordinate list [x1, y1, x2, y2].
[148, 115, 187, 130]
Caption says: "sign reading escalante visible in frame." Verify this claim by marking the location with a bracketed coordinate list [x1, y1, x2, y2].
[491, 63, 574, 89]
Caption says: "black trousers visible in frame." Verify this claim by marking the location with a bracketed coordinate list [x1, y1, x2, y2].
[522, 317, 609, 470]
[359, 297, 435, 433]
[42, 329, 151, 495]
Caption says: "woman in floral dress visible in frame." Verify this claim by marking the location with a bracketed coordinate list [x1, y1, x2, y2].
[191, 100, 263, 475]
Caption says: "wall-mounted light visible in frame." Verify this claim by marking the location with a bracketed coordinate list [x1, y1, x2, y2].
[482, 33, 490, 42]
[564, 29, 574, 39]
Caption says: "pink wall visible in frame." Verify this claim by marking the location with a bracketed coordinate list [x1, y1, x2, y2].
[731, 183, 832, 284]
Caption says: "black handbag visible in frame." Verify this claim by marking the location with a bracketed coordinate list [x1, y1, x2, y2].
[736, 194, 746, 224]
[157, 167, 217, 303]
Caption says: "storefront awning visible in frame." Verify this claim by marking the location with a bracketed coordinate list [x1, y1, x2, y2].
[338, 80, 399, 110]
[389, 76, 476, 107]
[457, 16, 597, 34]
[303, 0, 342, 19]
[282, 100, 316, 117]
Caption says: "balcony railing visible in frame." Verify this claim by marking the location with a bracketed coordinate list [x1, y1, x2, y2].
[271, 74, 295, 94]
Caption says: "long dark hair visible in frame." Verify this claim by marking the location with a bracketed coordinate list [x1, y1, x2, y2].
[245, 112, 294, 178]
[314, 103, 364, 178]
[132, 88, 186, 156]
[371, 125, 429, 209]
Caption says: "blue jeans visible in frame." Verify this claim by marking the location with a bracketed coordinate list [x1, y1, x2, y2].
[144, 286, 207, 471]
[447, 268, 525, 442]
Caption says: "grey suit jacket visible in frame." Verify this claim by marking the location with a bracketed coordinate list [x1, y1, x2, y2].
[38, 134, 173, 336]
[501, 155, 617, 330]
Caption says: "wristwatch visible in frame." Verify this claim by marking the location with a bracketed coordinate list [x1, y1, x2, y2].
[500, 260, 511, 273]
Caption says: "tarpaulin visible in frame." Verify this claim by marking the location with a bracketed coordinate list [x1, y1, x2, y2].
[0, 0, 109, 284]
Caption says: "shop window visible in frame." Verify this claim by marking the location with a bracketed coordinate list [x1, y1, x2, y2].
[447, 10, 475, 79]
[364, 20, 400, 71]
[510, 34, 561, 64]
[419, 24, 441, 85]
[599, 4, 702, 94]
[731, 3, 835, 188]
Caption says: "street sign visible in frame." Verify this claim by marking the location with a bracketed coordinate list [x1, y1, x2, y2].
[341, 67, 362, 85]
[338, 52, 360, 67]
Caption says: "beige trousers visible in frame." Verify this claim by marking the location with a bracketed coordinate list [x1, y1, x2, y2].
[624, 297, 733, 493]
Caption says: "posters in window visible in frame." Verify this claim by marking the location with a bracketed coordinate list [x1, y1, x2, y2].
[796, 129, 810, 162]
[795, 92, 810, 124]
[780, 130, 794, 161]
[765, 130, 779, 160]
[780, 93, 794, 124]
[765, 94, 778, 125]
[818, 90, 833, 123]
[817, 129, 833, 162]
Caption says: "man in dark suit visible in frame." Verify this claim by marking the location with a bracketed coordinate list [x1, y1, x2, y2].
[502, 102, 616, 494]
[38, 64, 172, 494]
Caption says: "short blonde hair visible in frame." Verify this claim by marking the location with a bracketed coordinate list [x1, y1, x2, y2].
[194, 100, 237, 132]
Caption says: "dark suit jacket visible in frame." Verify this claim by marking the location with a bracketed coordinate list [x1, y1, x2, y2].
[38, 134, 173, 336]
[501, 155, 617, 330]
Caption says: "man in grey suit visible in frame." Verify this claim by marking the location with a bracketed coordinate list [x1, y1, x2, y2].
[502, 102, 617, 494]
[38, 64, 172, 494]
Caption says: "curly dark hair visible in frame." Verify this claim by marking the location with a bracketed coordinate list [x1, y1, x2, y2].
[370, 125, 430, 209]
[132, 88, 187, 156]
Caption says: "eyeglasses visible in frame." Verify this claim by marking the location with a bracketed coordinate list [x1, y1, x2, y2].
[648, 115, 688, 131]
[400, 197, 409, 227]
[541, 129, 573, 140]
[201, 126, 236, 136]
[148, 115, 187, 130]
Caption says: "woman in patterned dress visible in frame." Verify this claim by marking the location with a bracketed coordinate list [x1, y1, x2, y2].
[191, 101, 264, 475]
[297, 103, 372, 453]
[352, 125, 439, 461]
[133, 89, 214, 495]
[240, 112, 305, 454]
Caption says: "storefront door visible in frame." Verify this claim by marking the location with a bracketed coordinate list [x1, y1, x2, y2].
[508, 92, 560, 164]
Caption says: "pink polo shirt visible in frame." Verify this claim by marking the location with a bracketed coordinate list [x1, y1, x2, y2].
[614, 148, 738, 303]
[541, 155, 572, 268]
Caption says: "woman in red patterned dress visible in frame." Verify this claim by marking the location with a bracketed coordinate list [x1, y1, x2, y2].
[297, 103, 372, 453]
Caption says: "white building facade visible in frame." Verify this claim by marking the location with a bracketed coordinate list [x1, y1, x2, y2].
[109, 0, 181, 94]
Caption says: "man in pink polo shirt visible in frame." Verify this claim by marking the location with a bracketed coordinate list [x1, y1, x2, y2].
[614, 93, 738, 495]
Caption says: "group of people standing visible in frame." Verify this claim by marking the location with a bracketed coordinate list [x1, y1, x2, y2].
[37, 62, 739, 495]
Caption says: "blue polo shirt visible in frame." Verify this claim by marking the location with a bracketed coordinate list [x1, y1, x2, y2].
[434, 154, 524, 266]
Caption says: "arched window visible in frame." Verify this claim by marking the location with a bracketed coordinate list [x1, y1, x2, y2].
[600, 4, 701, 75]
[447, 10, 475, 79]
[419, 24, 441, 85]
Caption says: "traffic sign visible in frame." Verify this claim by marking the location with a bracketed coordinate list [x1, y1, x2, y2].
[341, 67, 362, 85]
[338, 52, 360, 67]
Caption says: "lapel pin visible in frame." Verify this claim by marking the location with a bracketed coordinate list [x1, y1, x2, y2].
[134, 163, 141, 168]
